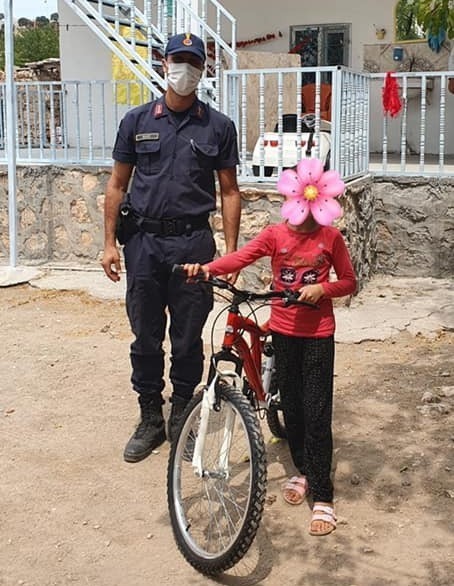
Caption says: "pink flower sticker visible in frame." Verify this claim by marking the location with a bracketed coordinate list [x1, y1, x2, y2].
[277, 158, 345, 226]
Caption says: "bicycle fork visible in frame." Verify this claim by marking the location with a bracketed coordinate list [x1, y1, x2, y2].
[192, 371, 242, 479]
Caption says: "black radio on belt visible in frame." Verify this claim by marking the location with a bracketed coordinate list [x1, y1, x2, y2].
[115, 202, 138, 245]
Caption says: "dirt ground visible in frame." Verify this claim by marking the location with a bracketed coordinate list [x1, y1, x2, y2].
[1, 282, 454, 586]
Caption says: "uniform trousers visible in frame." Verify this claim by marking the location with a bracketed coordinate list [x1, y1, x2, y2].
[272, 332, 335, 503]
[123, 227, 215, 403]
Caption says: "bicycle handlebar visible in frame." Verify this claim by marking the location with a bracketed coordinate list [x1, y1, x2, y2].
[172, 264, 319, 309]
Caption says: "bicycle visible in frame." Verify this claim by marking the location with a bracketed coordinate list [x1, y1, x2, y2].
[167, 265, 317, 575]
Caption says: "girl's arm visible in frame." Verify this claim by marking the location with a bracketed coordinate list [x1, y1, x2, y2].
[184, 226, 274, 278]
[322, 232, 357, 298]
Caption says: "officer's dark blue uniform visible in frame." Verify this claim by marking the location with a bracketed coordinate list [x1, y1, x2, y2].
[113, 93, 239, 446]
[105, 32, 241, 463]
[113, 95, 238, 399]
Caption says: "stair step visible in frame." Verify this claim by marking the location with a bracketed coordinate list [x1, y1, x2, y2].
[106, 34, 161, 50]
[85, 13, 164, 50]
[86, 0, 131, 11]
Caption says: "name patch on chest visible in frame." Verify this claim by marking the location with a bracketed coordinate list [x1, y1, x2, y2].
[135, 133, 159, 141]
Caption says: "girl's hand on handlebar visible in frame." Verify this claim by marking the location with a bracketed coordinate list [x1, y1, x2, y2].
[297, 284, 324, 304]
[183, 262, 210, 280]
[223, 271, 239, 285]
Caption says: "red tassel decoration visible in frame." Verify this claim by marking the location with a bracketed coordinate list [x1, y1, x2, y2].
[382, 72, 402, 118]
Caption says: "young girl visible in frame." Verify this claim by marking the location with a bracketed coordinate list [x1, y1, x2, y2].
[184, 159, 357, 536]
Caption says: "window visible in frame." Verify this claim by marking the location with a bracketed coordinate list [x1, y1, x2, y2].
[290, 23, 350, 85]
[290, 23, 350, 67]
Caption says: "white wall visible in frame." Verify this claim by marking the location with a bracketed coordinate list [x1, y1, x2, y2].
[58, 0, 122, 149]
[58, 0, 112, 81]
[222, 0, 397, 70]
[58, 1, 453, 156]
[58, 0, 399, 79]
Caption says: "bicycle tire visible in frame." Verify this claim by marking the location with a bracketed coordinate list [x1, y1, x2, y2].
[265, 373, 287, 439]
[167, 384, 267, 576]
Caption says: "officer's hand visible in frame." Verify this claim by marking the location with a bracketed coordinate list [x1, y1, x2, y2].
[101, 245, 122, 282]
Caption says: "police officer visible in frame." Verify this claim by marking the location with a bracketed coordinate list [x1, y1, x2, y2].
[101, 32, 241, 463]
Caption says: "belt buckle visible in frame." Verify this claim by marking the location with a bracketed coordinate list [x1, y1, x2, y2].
[162, 218, 179, 236]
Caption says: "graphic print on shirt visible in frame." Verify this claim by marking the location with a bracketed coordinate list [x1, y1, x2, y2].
[289, 253, 326, 268]
[301, 269, 319, 284]
[280, 267, 297, 285]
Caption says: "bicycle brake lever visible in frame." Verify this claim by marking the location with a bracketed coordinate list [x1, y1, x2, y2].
[282, 291, 319, 309]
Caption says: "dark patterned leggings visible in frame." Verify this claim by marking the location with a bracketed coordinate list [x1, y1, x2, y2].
[272, 332, 335, 503]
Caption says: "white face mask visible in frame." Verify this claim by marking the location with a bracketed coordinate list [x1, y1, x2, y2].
[166, 62, 203, 96]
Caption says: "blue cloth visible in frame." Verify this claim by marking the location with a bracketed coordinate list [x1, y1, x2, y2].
[165, 32, 206, 63]
[124, 229, 215, 398]
[112, 96, 239, 218]
[427, 28, 446, 53]
[112, 94, 239, 399]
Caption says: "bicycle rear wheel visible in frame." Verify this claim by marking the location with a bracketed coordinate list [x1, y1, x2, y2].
[167, 384, 267, 576]
[266, 373, 287, 439]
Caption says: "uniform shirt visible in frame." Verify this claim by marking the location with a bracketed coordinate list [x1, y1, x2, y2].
[207, 222, 357, 338]
[112, 96, 239, 218]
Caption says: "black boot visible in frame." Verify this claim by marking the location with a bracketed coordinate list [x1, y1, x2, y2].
[167, 395, 191, 444]
[123, 395, 166, 463]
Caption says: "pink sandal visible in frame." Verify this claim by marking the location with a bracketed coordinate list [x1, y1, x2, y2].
[282, 476, 309, 505]
[309, 504, 337, 536]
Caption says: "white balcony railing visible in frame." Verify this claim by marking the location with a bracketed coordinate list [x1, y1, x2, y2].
[369, 72, 454, 177]
[0, 70, 453, 179]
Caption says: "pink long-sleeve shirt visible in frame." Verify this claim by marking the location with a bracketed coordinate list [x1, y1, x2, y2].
[208, 222, 357, 337]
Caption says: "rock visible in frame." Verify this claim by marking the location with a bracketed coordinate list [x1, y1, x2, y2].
[439, 386, 454, 398]
[350, 473, 361, 485]
[265, 494, 277, 505]
[421, 391, 441, 404]
[417, 403, 450, 416]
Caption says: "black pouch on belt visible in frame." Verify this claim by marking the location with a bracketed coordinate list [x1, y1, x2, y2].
[115, 202, 138, 245]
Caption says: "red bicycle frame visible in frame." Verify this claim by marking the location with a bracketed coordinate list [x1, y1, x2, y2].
[220, 310, 271, 404]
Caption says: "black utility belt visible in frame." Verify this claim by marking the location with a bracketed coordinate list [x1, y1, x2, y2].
[116, 204, 210, 244]
[137, 215, 210, 237]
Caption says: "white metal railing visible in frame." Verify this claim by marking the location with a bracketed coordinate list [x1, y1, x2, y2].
[223, 66, 370, 182]
[1, 71, 453, 179]
[369, 72, 454, 177]
[0, 80, 152, 165]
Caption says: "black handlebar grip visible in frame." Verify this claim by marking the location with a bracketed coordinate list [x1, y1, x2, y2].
[172, 264, 186, 276]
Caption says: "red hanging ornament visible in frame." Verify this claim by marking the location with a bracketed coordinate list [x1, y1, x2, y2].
[382, 72, 402, 118]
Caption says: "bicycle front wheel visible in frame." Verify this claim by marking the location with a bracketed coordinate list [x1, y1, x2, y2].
[167, 385, 267, 576]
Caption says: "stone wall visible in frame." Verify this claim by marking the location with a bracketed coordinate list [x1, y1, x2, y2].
[374, 177, 454, 277]
[214, 177, 376, 292]
[0, 166, 375, 291]
[2, 166, 452, 285]
[0, 166, 110, 265]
